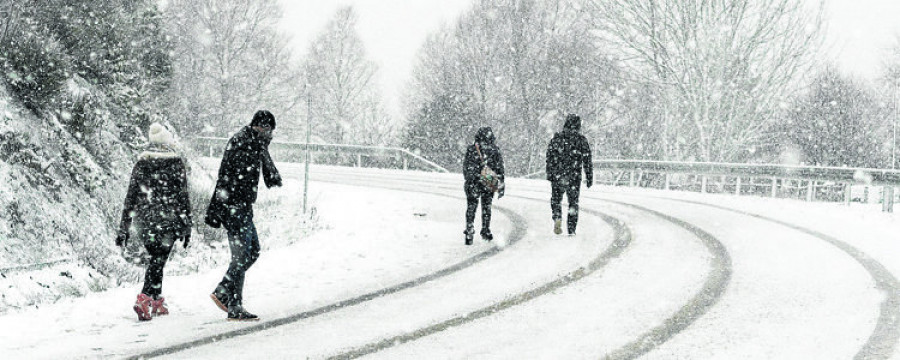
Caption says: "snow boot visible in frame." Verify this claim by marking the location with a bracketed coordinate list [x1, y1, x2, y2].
[480, 228, 493, 241]
[464, 223, 474, 245]
[554, 219, 562, 235]
[133, 293, 153, 321]
[227, 305, 259, 322]
[210, 290, 229, 313]
[150, 296, 169, 316]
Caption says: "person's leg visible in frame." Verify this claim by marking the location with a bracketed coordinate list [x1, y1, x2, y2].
[141, 232, 169, 297]
[566, 182, 581, 234]
[480, 192, 493, 240]
[551, 180, 565, 234]
[464, 184, 478, 244]
[215, 208, 253, 308]
[230, 219, 260, 307]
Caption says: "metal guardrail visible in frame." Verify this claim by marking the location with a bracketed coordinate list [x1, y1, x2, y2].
[527, 159, 900, 211]
[0, 258, 75, 274]
[190, 137, 449, 173]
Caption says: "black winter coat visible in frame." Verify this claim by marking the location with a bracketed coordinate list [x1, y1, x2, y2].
[546, 117, 593, 184]
[117, 146, 192, 246]
[464, 127, 505, 196]
[205, 126, 282, 228]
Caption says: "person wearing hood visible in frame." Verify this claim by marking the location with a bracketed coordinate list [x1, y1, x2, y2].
[546, 113, 593, 235]
[116, 122, 192, 321]
[205, 110, 282, 321]
[462, 126, 505, 245]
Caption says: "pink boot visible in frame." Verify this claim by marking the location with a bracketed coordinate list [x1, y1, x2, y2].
[150, 296, 169, 316]
[133, 293, 152, 321]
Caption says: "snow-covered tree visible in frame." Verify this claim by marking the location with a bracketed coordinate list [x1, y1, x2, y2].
[305, 6, 393, 146]
[779, 67, 888, 168]
[405, 0, 615, 175]
[589, 0, 824, 163]
[163, 0, 302, 137]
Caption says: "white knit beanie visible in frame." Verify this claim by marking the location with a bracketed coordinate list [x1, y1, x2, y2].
[148, 123, 175, 146]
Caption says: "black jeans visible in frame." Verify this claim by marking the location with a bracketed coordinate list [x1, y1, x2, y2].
[141, 230, 175, 297]
[550, 178, 581, 233]
[215, 207, 260, 307]
[465, 183, 493, 230]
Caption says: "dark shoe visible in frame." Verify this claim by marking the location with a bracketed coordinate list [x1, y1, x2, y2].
[464, 223, 474, 245]
[480, 228, 493, 241]
[210, 292, 228, 313]
[553, 219, 562, 235]
[227, 305, 259, 322]
[150, 295, 169, 316]
[133, 293, 153, 321]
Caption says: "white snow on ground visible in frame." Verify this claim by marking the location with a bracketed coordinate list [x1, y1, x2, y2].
[1, 163, 899, 359]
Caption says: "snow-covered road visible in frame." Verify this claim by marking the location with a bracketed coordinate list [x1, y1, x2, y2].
[1, 162, 899, 359]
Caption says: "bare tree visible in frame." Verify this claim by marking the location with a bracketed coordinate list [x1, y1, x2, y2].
[590, 0, 824, 162]
[305, 6, 392, 145]
[164, 0, 302, 137]
[404, 0, 615, 175]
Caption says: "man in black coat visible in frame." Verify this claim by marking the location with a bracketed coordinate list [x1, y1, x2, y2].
[205, 110, 282, 321]
[463, 126, 505, 245]
[117, 123, 191, 321]
[546, 114, 593, 235]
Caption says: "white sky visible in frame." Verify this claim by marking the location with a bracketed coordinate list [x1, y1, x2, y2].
[278, 0, 900, 119]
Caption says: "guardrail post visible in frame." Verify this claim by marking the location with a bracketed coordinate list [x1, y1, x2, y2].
[844, 182, 851, 206]
[701, 176, 708, 193]
[629, 170, 635, 187]
[664, 173, 670, 190]
[735, 177, 742, 195]
[883, 186, 894, 212]
[403, 158, 408, 170]
[357, 154, 362, 167]
[806, 180, 815, 201]
[771, 177, 778, 197]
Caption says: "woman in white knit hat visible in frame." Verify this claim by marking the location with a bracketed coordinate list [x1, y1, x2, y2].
[116, 123, 192, 321]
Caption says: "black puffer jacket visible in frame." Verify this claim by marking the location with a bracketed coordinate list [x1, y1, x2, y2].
[546, 115, 593, 184]
[463, 127, 505, 196]
[205, 126, 282, 228]
[117, 146, 192, 246]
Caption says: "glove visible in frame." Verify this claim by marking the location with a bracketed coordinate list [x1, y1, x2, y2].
[498, 183, 505, 199]
[586, 180, 593, 188]
[115, 231, 127, 247]
[182, 234, 191, 249]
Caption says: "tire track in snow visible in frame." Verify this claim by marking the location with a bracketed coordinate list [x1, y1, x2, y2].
[602, 193, 900, 360]
[323, 201, 634, 360]
[127, 173, 527, 359]
[598, 199, 732, 360]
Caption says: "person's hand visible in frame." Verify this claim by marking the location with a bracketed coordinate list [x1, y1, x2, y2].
[182, 234, 191, 249]
[586, 180, 593, 188]
[115, 232, 127, 247]
[498, 183, 505, 198]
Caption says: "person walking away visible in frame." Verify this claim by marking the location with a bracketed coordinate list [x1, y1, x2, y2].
[545, 114, 593, 235]
[463, 126, 505, 245]
[205, 110, 282, 321]
[116, 123, 192, 321]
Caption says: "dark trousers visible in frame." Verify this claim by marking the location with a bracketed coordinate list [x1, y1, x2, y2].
[551, 179, 581, 233]
[465, 183, 493, 230]
[141, 231, 175, 297]
[215, 207, 260, 307]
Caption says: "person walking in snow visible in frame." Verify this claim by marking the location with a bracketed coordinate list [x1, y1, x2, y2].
[463, 126, 505, 245]
[205, 110, 282, 321]
[546, 113, 593, 236]
[116, 123, 192, 322]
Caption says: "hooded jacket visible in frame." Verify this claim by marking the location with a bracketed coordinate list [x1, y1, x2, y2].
[205, 126, 282, 228]
[117, 144, 192, 246]
[546, 115, 593, 184]
[464, 127, 505, 195]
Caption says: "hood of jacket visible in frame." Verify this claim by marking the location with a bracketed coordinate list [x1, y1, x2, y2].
[563, 114, 581, 132]
[474, 126, 495, 146]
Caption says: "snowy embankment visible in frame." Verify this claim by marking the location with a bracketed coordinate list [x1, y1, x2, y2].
[1, 162, 899, 359]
